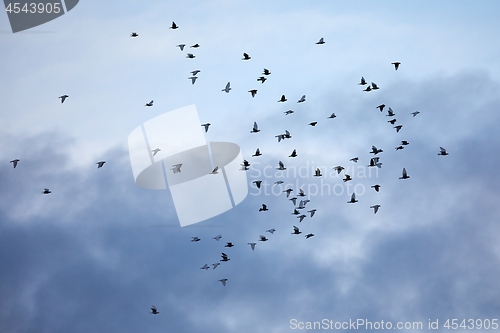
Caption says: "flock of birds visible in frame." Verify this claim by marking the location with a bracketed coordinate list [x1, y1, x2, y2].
[8, 20, 451, 316]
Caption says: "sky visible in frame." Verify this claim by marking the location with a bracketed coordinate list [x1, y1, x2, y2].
[1, 1, 500, 332]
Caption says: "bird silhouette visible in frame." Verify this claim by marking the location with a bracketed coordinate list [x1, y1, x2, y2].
[10, 159, 20, 168]
[399, 168, 410, 179]
[347, 193, 358, 203]
[169, 22, 178, 29]
[316, 37, 325, 44]
[96, 161, 106, 168]
[59, 95, 69, 103]
[242, 53, 251, 60]
[438, 147, 449, 155]
[391, 62, 401, 70]
[130, 32, 138, 37]
[222, 82, 231, 93]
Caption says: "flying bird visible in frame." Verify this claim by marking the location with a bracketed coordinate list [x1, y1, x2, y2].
[259, 235, 268, 241]
[59, 95, 69, 103]
[395, 145, 404, 151]
[191, 237, 201, 242]
[316, 37, 325, 44]
[386, 107, 395, 117]
[250, 122, 260, 133]
[191, 70, 201, 76]
[277, 161, 286, 170]
[347, 193, 358, 204]
[309, 122, 318, 126]
[278, 95, 287, 102]
[401, 140, 409, 145]
[371, 82, 379, 90]
[297, 95, 306, 103]
[219, 279, 228, 286]
[96, 161, 106, 168]
[249, 89, 258, 98]
[328, 113, 337, 119]
[209, 166, 219, 174]
[314, 168, 322, 177]
[368, 157, 382, 168]
[370, 146, 383, 154]
[259, 204, 268, 212]
[274, 181, 284, 185]
[292, 209, 300, 215]
[225, 242, 234, 248]
[151, 306, 159, 314]
[42, 188, 51, 194]
[388, 119, 397, 125]
[145, 100, 153, 107]
[177, 44, 185, 51]
[252, 148, 262, 157]
[186, 53, 195, 58]
[298, 188, 306, 197]
[297, 214, 306, 222]
[343, 174, 352, 182]
[242, 53, 251, 60]
[10, 159, 20, 168]
[391, 62, 401, 70]
[257, 76, 267, 83]
[363, 86, 372, 92]
[169, 22, 178, 29]
[394, 125, 403, 133]
[190, 43, 200, 48]
[359, 77, 367, 85]
[283, 188, 293, 197]
[308, 209, 317, 217]
[350, 157, 358, 163]
[377, 104, 385, 112]
[305, 233, 314, 239]
[411, 111, 420, 117]
[200, 264, 210, 270]
[253, 180, 262, 189]
[222, 82, 231, 93]
[152, 148, 161, 156]
[399, 168, 410, 179]
[292, 226, 302, 234]
[370, 204, 381, 214]
[189, 76, 198, 84]
[289, 197, 297, 205]
[213, 235, 222, 241]
[284, 110, 294, 115]
[212, 263, 220, 269]
[333, 166, 344, 174]
[220, 253, 230, 262]
[262, 68, 271, 75]
[248, 243, 256, 250]
[171, 164, 182, 173]
[130, 32, 138, 37]
[371, 184, 380, 192]
[438, 147, 449, 155]
[266, 228, 276, 234]
[201, 123, 211, 132]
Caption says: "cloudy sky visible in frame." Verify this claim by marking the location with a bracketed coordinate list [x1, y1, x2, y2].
[1, 1, 500, 332]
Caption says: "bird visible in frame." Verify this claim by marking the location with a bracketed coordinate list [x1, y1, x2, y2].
[292, 226, 302, 234]
[411, 111, 420, 117]
[190, 43, 200, 48]
[399, 168, 410, 179]
[292, 209, 300, 215]
[42, 188, 51, 194]
[169, 22, 178, 29]
[371, 82, 379, 90]
[314, 168, 322, 177]
[347, 193, 358, 203]
[200, 264, 210, 270]
[191, 237, 201, 242]
[328, 113, 337, 119]
[176, 44, 185, 51]
[186, 53, 195, 58]
[266, 228, 276, 234]
[284, 110, 294, 115]
[262, 68, 271, 75]
[401, 140, 409, 145]
[241, 160, 250, 168]
[394, 125, 403, 133]
[252, 148, 262, 157]
[59, 95, 69, 103]
[386, 107, 395, 117]
[359, 77, 367, 85]
[253, 180, 262, 189]
[289, 197, 297, 205]
[277, 161, 286, 170]
[278, 95, 287, 102]
[283, 189, 293, 197]
[370, 205, 381, 214]
[308, 209, 317, 217]
[297, 95, 306, 103]
[298, 189, 306, 197]
[371, 184, 380, 192]
[334, 166, 344, 174]
[274, 181, 284, 185]
[368, 157, 382, 168]
[248, 243, 256, 250]
[309, 122, 318, 126]
[242, 53, 251, 60]
[10, 159, 20, 168]
[96, 161, 106, 168]
[370, 146, 383, 154]
[305, 233, 314, 239]
[188, 76, 198, 84]
[222, 82, 231, 93]
[145, 100, 153, 107]
[297, 215, 306, 222]
[391, 62, 401, 70]
[212, 263, 220, 269]
[259, 235, 268, 242]
[219, 279, 228, 286]
[249, 89, 258, 97]
[376, 104, 385, 112]
[220, 253, 230, 262]
[213, 235, 222, 241]
[250, 122, 260, 133]
[395, 145, 404, 151]
[438, 147, 449, 155]
[388, 119, 397, 125]
[201, 123, 211, 132]
[130, 32, 138, 37]
[152, 148, 161, 156]
[209, 166, 219, 174]
[343, 174, 352, 182]
[225, 242, 234, 248]
[257, 76, 267, 83]
[350, 157, 358, 163]
[316, 37, 325, 44]
[151, 306, 159, 314]
[191, 70, 201, 76]
[259, 204, 268, 212]
[363, 86, 372, 92]
[171, 164, 182, 173]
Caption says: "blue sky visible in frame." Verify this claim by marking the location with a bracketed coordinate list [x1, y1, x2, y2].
[1, 1, 500, 332]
